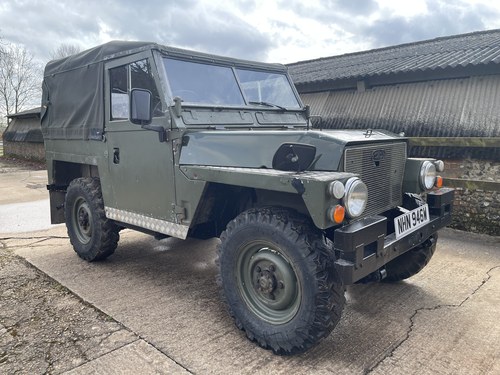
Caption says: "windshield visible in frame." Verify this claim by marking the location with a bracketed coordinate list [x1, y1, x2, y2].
[162, 57, 301, 109]
[236, 69, 300, 108]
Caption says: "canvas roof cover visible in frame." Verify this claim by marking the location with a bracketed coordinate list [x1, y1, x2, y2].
[41, 41, 155, 140]
[41, 40, 289, 140]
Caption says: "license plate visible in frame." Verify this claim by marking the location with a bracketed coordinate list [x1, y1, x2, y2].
[394, 204, 430, 239]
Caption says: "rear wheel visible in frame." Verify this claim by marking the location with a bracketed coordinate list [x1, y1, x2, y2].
[216, 208, 345, 355]
[65, 178, 119, 261]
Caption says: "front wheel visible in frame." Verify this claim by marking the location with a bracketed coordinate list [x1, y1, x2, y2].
[216, 208, 345, 355]
[64, 178, 119, 261]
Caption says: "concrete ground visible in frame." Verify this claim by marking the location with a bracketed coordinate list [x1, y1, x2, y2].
[1, 161, 499, 374]
[0, 166, 51, 233]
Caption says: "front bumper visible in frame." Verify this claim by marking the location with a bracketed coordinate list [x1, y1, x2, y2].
[333, 188, 454, 284]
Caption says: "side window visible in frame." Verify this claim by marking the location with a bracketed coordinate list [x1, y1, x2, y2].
[110, 65, 129, 120]
[109, 59, 162, 121]
[130, 60, 162, 116]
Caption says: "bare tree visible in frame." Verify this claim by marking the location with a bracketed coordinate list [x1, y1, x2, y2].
[50, 43, 81, 60]
[0, 35, 5, 130]
[0, 43, 42, 121]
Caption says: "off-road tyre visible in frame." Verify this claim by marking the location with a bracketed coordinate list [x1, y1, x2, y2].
[383, 193, 437, 282]
[216, 207, 345, 355]
[64, 178, 119, 261]
[383, 234, 438, 282]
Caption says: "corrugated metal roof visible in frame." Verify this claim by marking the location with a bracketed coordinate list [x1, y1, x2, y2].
[303, 76, 500, 137]
[300, 75, 500, 159]
[288, 29, 500, 86]
[3, 116, 43, 143]
[7, 107, 41, 119]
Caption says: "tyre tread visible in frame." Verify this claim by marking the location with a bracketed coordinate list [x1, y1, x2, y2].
[216, 207, 345, 355]
[384, 235, 437, 282]
[65, 177, 119, 261]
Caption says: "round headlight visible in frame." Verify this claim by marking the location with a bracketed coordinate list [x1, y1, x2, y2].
[343, 177, 368, 218]
[420, 161, 436, 190]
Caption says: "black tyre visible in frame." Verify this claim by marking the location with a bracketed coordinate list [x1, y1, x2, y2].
[216, 208, 345, 355]
[383, 234, 437, 282]
[64, 178, 119, 261]
[383, 193, 436, 282]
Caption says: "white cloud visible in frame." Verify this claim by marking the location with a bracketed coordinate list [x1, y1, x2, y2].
[1, 0, 500, 65]
[375, 0, 429, 18]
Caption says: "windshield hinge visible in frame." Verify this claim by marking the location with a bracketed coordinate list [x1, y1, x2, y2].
[166, 129, 184, 141]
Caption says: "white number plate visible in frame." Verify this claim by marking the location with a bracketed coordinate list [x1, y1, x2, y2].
[394, 204, 430, 240]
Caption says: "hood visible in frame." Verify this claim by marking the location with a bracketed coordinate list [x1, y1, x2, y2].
[179, 129, 404, 171]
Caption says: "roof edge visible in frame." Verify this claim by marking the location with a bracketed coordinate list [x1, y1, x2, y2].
[288, 28, 500, 66]
[7, 107, 42, 119]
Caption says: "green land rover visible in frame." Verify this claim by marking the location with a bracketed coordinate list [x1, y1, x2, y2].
[41, 41, 454, 355]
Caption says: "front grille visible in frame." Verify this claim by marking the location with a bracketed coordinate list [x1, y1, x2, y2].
[344, 142, 406, 218]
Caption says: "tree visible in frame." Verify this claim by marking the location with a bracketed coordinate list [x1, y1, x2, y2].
[0, 35, 5, 130]
[0, 43, 41, 122]
[50, 43, 81, 60]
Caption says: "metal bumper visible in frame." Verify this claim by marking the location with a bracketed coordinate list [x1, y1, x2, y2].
[333, 188, 454, 285]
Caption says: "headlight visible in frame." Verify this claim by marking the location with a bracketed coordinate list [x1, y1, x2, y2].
[343, 177, 368, 218]
[419, 161, 436, 190]
[328, 180, 345, 199]
[434, 160, 444, 172]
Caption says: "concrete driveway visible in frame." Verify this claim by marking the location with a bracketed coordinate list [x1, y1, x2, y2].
[0, 168, 51, 233]
[4, 227, 498, 374]
[1, 165, 499, 374]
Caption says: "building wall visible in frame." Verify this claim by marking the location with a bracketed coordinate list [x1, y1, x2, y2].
[299, 76, 500, 236]
[4, 141, 45, 161]
[302, 75, 500, 138]
[2, 113, 44, 161]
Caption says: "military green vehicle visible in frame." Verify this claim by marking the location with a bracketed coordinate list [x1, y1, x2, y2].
[41, 41, 454, 355]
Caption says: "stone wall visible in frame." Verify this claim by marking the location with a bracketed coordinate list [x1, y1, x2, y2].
[443, 159, 500, 236]
[4, 141, 45, 161]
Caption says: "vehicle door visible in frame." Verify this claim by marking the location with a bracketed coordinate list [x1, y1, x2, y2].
[103, 53, 180, 235]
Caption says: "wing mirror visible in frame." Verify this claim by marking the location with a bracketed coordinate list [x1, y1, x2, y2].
[130, 88, 167, 142]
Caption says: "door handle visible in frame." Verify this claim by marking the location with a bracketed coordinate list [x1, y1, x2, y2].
[113, 148, 120, 164]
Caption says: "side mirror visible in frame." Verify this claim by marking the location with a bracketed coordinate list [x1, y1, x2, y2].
[130, 88, 166, 142]
[130, 88, 152, 125]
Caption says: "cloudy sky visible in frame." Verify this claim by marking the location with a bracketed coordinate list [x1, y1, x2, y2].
[1, 0, 500, 64]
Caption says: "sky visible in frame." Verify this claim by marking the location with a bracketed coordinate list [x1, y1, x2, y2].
[1, 0, 500, 65]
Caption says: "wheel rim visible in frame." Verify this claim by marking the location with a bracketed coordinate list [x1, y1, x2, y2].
[72, 197, 92, 244]
[237, 241, 301, 324]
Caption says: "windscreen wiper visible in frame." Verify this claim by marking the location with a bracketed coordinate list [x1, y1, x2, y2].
[249, 101, 287, 111]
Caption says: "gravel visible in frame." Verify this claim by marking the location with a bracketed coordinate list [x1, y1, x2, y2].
[0, 242, 138, 374]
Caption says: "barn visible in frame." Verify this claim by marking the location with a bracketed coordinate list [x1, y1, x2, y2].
[2, 107, 44, 161]
[288, 29, 500, 235]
